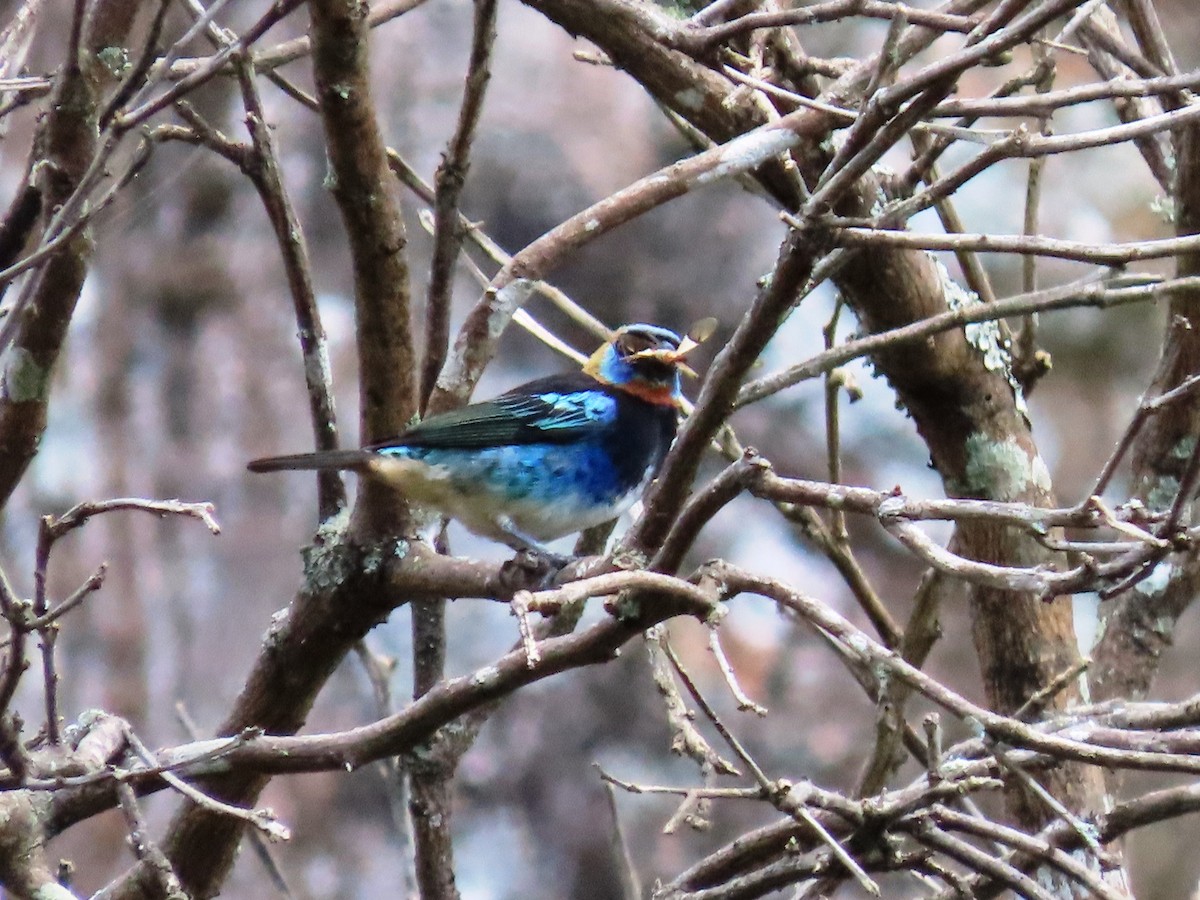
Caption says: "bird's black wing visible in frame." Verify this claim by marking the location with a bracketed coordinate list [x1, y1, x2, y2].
[368, 374, 620, 450]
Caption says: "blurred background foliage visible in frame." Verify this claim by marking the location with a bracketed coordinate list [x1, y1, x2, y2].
[1, 0, 1199, 896]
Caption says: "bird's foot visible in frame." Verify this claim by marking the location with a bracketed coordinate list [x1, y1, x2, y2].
[500, 547, 571, 593]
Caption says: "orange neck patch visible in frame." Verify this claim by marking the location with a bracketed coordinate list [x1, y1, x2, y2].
[614, 379, 679, 407]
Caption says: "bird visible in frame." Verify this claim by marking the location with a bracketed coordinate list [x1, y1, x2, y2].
[247, 322, 713, 559]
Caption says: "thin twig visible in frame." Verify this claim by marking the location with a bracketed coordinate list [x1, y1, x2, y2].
[604, 781, 642, 900]
[930, 805, 1124, 900]
[645, 626, 739, 777]
[174, 703, 294, 897]
[114, 782, 184, 897]
[664, 637, 880, 895]
[124, 726, 290, 841]
[827, 224, 1200, 266]
[350, 640, 415, 896]
[230, 55, 345, 518]
[421, 0, 498, 409]
[706, 626, 766, 716]
[908, 817, 1058, 900]
[737, 271, 1176, 408]
[509, 591, 541, 668]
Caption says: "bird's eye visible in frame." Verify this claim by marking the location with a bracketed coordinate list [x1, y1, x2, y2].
[617, 333, 656, 358]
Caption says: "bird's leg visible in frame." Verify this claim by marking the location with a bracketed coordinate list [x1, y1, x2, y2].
[494, 516, 572, 570]
[491, 517, 570, 593]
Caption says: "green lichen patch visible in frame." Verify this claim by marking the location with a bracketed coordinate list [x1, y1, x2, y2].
[3, 348, 51, 403]
[96, 46, 131, 77]
[301, 508, 354, 591]
[1170, 435, 1197, 461]
[1144, 474, 1180, 513]
[937, 259, 1028, 417]
[952, 433, 1051, 501]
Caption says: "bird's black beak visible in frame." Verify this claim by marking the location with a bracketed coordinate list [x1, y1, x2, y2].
[627, 317, 717, 378]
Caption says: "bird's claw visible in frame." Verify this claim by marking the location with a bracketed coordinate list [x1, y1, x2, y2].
[500, 547, 571, 593]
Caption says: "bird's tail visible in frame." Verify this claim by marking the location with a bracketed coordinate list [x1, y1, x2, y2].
[247, 449, 373, 473]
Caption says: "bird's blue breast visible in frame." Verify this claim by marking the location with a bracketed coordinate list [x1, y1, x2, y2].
[371, 378, 677, 543]
[391, 440, 628, 504]
[379, 439, 651, 541]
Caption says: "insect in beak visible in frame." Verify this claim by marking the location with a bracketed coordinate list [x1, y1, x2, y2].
[628, 317, 718, 378]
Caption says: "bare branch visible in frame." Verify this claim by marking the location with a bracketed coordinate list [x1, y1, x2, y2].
[420, 0, 498, 409]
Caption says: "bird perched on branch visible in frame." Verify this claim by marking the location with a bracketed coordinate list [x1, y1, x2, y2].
[248, 322, 714, 559]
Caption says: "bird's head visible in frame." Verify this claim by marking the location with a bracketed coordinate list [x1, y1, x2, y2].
[583, 322, 713, 406]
